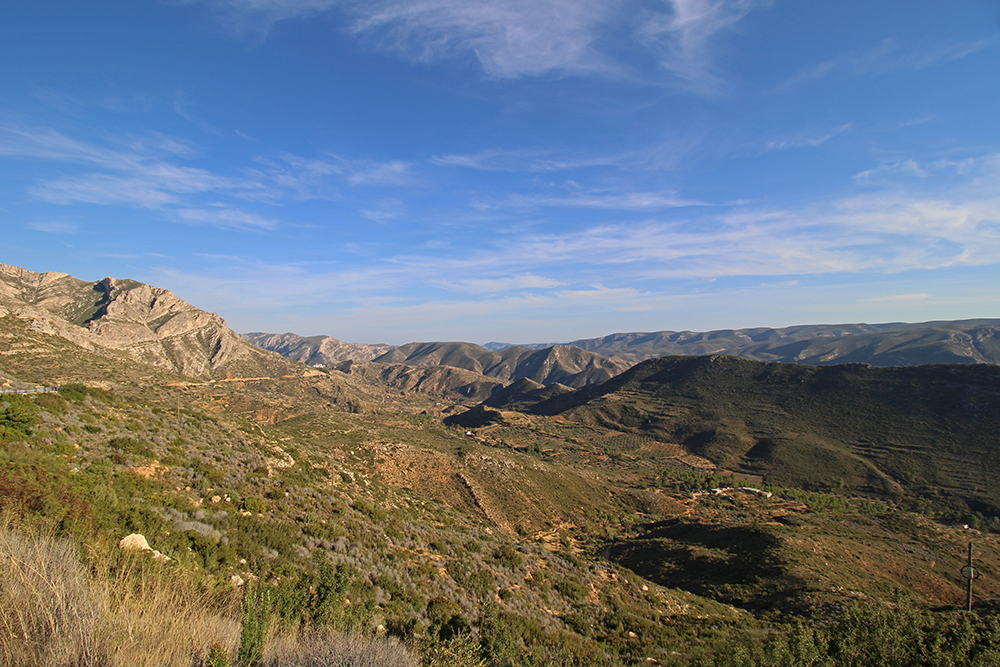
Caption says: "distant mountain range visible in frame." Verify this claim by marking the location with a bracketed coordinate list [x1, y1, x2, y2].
[242, 331, 393, 366]
[243, 334, 632, 391]
[371, 341, 631, 388]
[9, 262, 993, 407]
[248, 320, 1000, 396]
[491, 320, 1000, 366]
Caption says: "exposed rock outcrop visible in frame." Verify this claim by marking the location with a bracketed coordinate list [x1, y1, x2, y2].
[243, 331, 393, 366]
[118, 533, 170, 561]
[371, 341, 631, 388]
[0, 265, 298, 380]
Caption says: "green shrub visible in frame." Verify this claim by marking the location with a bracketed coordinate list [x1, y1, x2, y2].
[238, 582, 271, 667]
[0, 447, 92, 531]
[352, 499, 386, 522]
[426, 597, 470, 640]
[419, 631, 484, 667]
[713, 600, 1000, 667]
[243, 497, 268, 514]
[0, 396, 40, 439]
[491, 545, 523, 569]
[205, 643, 231, 667]
[478, 602, 519, 666]
[108, 436, 155, 459]
[310, 560, 353, 626]
[556, 578, 587, 604]
[33, 392, 68, 414]
[58, 383, 89, 402]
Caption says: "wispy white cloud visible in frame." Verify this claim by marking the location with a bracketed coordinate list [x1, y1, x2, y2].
[418, 154, 1000, 283]
[26, 220, 78, 234]
[190, 0, 765, 86]
[497, 190, 707, 210]
[861, 293, 930, 304]
[639, 0, 771, 92]
[431, 148, 622, 171]
[1, 126, 274, 209]
[778, 37, 997, 90]
[766, 124, 852, 151]
[360, 198, 407, 223]
[193, 0, 614, 77]
[0, 125, 131, 166]
[250, 153, 412, 193]
[0, 125, 416, 228]
[899, 115, 935, 128]
[853, 160, 929, 183]
[345, 159, 412, 185]
[140, 151, 1000, 340]
[345, 0, 613, 78]
[431, 273, 563, 294]
[172, 207, 280, 230]
[30, 175, 183, 207]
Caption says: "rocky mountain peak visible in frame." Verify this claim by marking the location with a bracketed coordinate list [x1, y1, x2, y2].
[0, 265, 291, 380]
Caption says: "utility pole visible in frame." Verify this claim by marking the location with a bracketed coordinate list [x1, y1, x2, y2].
[960, 542, 979, 612]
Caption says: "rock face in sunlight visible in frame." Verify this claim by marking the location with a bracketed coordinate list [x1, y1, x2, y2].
[370, 340, 632, 388]
[0, 264, 290, 379]
[242, 331, 394, 366]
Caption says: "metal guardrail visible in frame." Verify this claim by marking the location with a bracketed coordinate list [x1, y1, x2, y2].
[0, 386, 60, 394]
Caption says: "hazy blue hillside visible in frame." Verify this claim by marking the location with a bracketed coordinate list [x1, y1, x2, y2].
[564, 320, 1000, 366]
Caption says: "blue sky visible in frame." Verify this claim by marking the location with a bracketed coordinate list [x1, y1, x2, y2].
[2, 0, 999, 345]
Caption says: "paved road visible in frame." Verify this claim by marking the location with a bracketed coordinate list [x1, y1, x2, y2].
[0, 386, 59, 394]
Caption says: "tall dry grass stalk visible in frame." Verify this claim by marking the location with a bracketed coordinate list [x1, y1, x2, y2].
[93, 545, 242, 667]
[0, 527, 104, 666]
[0, 517, 241, 667]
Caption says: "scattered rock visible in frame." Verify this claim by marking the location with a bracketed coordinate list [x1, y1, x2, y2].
[119, 533, 170, 561]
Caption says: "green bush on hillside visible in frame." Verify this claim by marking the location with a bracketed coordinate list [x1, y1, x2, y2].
[0, 395, 40, 440]
[33, 392, 68, 414]
[715, 599, 1000, 667]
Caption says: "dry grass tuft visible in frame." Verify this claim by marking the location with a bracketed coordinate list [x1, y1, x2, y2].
[0, 527, 104, 666]
[263, 631, 419, 667]
[0, 518, 240, 667]
[0, 519, 419, 667]
[96, 546, 241, 667]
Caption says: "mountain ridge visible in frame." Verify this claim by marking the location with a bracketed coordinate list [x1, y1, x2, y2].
[0, 264, 312, 381]
[563, 319, 1000, 365]
[241, 331, 393, 366]
[249, 319, 1000, 381]
[371, 340, 632, 388]
[484, 353, 1000, 516]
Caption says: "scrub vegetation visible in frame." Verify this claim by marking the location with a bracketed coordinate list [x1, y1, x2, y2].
[3, 281, 1000, 665]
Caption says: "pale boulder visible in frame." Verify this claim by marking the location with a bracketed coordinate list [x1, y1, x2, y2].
[119, 533, 171, 562]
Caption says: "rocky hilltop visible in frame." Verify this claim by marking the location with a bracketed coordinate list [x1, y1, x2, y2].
[242, 331, 393, 366]
[246, 335, 634, 391]
[371, 341, 632, 388]
[0, 264, 294, 379]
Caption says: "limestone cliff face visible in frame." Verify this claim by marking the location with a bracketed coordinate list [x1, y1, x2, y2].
[243, 331, 393, 366]
[0, 265, 288, 379]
